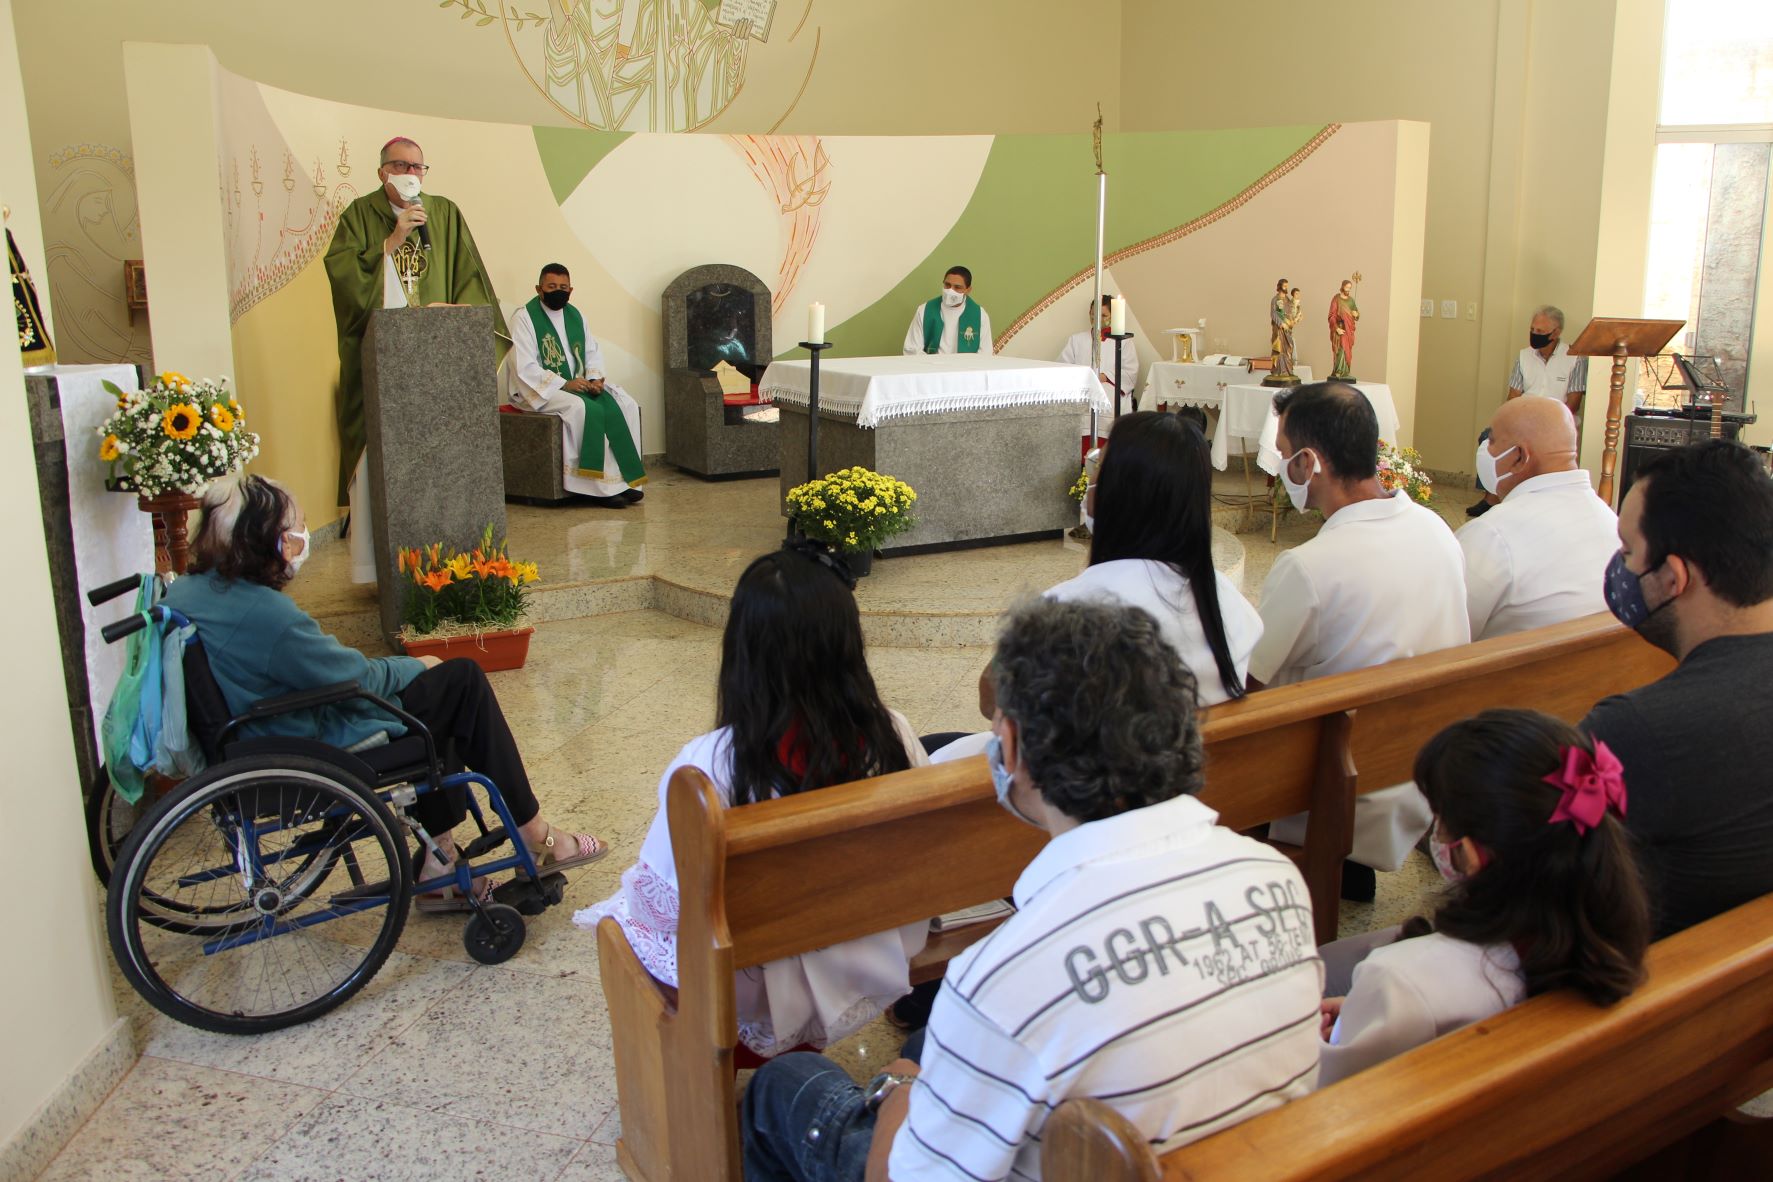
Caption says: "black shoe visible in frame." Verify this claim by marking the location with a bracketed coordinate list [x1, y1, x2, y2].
[1465, 498, 1492, 519]
[620, 488, 644, 503]
[1340, 860, 1377, 902]
[577, 493, 628, 509]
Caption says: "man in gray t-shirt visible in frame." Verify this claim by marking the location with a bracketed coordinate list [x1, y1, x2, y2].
[1581, 440, 1773, 939]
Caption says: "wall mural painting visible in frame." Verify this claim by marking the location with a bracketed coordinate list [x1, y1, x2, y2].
[441, 0, 818, 133]
[726, 133, 827, 315]
[224, 135, 361, 322]
[42, 143, 151, 366]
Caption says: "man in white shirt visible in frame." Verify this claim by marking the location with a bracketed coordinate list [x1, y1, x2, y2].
[498, 263, 646, 507]
[902, 265, 993, 356]
[1471, 304, 1588, 517]
[1057, 294, 1139, 415]
[1250, 382, 1469, 894]
[740, 598, 1323, 1182]
[1460, 394, 1617, 639]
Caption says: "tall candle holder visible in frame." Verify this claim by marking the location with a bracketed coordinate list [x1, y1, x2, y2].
[789, 340, 834, 540]
[1108, 331, 1134, 421]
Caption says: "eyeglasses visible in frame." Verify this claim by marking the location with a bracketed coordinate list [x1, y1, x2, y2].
[381, 161, 430, 175]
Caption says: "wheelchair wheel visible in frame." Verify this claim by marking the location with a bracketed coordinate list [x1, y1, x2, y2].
[107, 754, 411, 1034]
[86, 765, 141, 886]
[463, 902, 526, 965]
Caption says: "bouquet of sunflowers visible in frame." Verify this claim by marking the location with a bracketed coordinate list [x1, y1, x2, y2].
[398, 525, 541, 639]
[97, 372, 260, 497]
[785, 466, 917, 553]
[1377, 439, 1434, 505]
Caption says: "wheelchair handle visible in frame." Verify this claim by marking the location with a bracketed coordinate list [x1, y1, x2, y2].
[101, 614, 147, 644]
[89, 574, 144, 607]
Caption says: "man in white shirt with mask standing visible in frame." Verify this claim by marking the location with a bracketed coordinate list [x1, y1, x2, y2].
[1057, 293, 1140, 416]
[902, 265, 993, 355]
[1249, 381, 1469, 899]
[1470, 303, 1588, 518]
[1460, 394, 1617, 639]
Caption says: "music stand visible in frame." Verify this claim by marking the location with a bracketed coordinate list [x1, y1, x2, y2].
[1567, 317, 1683, 504]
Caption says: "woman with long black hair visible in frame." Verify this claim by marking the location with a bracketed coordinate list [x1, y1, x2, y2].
[928, 411, 1261, 765]
[576, 541, 928, 1059]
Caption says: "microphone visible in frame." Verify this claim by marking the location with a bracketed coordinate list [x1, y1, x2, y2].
[412, 194, 431, 251]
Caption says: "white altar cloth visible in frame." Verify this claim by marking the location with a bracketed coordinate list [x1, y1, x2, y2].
[760, 354, 1109, 429]
[1144, 362, 1313, 412]
[30, 363, 158, 749]
[1212, 380, 1399, 473]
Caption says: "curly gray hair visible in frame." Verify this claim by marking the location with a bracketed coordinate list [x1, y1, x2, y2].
[1532, 304, 1565, 332]
[991, 597, 1205, 823]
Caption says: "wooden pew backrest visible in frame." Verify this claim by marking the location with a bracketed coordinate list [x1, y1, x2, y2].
[1043, 893, 1773, 1182]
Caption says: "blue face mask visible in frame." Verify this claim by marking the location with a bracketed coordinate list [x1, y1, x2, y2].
[986, 734, 1041, 827]
[1603, 549, 1667, 631]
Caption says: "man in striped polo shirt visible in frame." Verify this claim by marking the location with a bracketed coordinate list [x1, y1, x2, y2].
[741, 597, 1325, 1182]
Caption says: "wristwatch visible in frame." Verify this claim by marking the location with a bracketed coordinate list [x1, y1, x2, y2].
[862, 1071, 917, 1114]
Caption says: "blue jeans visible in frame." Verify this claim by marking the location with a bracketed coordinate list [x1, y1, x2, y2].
[740, 1054, 874, 1182]
[741, 1030, 927, 1182]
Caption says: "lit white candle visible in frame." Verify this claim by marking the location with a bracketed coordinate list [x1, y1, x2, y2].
[808, 302, 825, 345]
[1110, 297, 1127, 336]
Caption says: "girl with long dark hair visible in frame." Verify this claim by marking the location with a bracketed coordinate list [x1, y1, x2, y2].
[1318, 709, 1651, 1083]
[1074, 410, 1260, 703]
[577, 541, 928, 1058]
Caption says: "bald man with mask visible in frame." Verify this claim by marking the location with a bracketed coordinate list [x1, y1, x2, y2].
[1458, 395, 1619, 640]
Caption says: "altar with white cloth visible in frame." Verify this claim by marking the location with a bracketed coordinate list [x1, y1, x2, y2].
[1143, 362, 1313, 413]
[1212, 380, 1400, 472]
[761, 354, 1110, 552]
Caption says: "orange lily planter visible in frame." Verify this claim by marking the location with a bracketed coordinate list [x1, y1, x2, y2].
[401, 626, 534, 673]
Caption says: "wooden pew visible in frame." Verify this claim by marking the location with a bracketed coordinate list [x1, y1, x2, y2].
[597, 614, 1672, 1182]
[1042, 894, 1773, 1181]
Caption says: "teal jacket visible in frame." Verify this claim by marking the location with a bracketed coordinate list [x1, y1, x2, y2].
[162, 571, 425, 749]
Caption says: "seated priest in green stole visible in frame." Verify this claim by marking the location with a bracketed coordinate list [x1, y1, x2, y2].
[902, 264, 993, 356]
[324, 135, 501, 582]
[498, 263, 646, 509]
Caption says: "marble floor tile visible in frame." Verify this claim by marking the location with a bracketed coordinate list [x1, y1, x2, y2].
[555, 1140, 629, 1182]
[138, 949, 474, 1089]
[236, 1095, 582, 1182]
[335, 964, 618, 1139]
[36, 1057, 327, 1182]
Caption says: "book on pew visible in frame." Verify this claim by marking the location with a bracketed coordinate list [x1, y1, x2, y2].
[931, 900, 1015, 932]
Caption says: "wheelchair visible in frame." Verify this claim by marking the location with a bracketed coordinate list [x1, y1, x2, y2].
[92, 575, 568, 1035]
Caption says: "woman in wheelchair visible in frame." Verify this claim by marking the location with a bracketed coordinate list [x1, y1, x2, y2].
[162, 474, 606, 910]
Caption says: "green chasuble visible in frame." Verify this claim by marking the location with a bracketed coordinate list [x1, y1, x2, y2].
[323, 191, 502, 505]
[522, 297, 645, 485]
[921, 295, 983, 354]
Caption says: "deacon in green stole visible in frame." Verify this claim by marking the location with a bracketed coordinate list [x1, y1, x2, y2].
[901, 265, 994, 356]
[497, 263, 646, 507]
[323, 137, 501, 513]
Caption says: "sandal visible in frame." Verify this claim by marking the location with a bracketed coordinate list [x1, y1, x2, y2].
[523, 826, 609, 878]
[414, 850, 501, 914]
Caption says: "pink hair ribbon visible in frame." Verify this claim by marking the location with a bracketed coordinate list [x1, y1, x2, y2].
[1544, 740, 1627, 835]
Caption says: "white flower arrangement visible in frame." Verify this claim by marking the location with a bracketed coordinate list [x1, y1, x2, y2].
[96, 371, 261, 497]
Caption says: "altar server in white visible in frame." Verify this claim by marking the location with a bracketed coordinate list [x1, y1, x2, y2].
[499, 263, 646, 508]
[1460, 395, 1617, 640]
[902, 264, 993, 355]
[1250, 383, 1469, 891]
[1059, 294, 1140, 415]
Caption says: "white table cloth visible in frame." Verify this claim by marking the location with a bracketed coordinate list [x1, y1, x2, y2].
[760, 354, 1109, 428]
[1210, 380, 1399, 473]
[29, 363, 158, 749]
[1144, 362, 1312, 413]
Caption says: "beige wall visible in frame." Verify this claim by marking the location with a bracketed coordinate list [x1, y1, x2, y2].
[1, 0, 49, 331]
[0, 1, 119, 1154]
[1121, 0, 1665, 472]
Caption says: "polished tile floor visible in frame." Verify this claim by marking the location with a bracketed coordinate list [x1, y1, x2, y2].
[42, 470, 1462, 1182]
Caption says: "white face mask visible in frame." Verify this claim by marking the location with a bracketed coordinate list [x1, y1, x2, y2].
[1475, 441, 1519, 495]
[1429, 836, 1468, 883]
[388, 172, 423, 201]
[941, 287, 966, 309]
[282, 527, 311, 577]
[1279, 448, 1319, 513]
[986, 734, 1041, 828]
